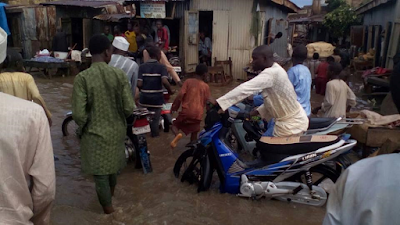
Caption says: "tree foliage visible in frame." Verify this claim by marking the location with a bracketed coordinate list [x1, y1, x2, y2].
[323, 1, 359, 38]
[326, 0, 345, 12]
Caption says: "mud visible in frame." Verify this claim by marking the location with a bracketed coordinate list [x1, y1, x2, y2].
[36, 76, 330, 225]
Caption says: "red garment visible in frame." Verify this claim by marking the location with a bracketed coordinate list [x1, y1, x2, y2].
[316, 77, 328, 95]
[157, 27, 169, 51]
[173, 116, 201, 135]
[172, 78, 210, 134]
[316, 61, 329, 79]
[115, 34, 126, 38]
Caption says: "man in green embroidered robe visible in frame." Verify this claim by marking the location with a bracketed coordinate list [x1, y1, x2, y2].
[72, 34, 135, 214]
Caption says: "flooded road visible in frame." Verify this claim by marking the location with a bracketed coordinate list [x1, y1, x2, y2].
[36, 76, 327, 225]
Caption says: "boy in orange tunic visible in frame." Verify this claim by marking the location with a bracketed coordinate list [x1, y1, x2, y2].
[170, 64, 214, 147]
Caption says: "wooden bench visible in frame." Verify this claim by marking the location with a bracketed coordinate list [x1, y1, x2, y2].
[207, 65, 225, 83]
[210, 57, 233, 85]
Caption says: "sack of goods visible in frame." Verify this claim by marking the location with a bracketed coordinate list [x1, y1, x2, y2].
[306, 42, 335, 58]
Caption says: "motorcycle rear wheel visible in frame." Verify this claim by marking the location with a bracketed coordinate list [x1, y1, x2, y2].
[62, 115, 78, 137]
[125, 135, 140, 168]
[294, 165, 340, 194]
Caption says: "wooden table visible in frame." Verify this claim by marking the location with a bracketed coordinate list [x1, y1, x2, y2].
[24, 60, 72, 79]
[348, 125, 400, 158]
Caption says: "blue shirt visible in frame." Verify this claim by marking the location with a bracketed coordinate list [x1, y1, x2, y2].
[287, 64, 311, 116]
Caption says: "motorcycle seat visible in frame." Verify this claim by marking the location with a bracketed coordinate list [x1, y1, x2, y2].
[308, 117, 338, 130]
[255, 135, 341, 164]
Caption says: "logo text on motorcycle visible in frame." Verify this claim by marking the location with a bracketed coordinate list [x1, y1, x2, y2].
[301, 153, 317, 161]
[219, 153, 233, 157]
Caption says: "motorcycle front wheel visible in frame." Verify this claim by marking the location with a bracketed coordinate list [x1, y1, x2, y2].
[173, 148, 212, 192]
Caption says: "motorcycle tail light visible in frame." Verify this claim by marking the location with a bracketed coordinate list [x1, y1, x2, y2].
[163, 93, 170, 101]
[133, 118, 149, 127]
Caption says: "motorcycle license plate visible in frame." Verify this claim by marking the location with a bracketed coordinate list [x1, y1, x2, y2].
[132, 125, 151, 135]
[162, 103, 172, 111]
[173, 67, 181, 72]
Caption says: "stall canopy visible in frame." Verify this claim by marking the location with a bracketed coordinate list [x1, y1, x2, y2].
[41, 1, 123, 8]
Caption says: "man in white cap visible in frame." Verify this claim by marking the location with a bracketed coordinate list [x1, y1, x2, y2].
[109, 36, 139, 99]
[0, 27, 56, 224]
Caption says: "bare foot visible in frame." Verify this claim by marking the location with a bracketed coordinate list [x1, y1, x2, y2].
[170, 133, 183, 148]
[103, 206, 115, 214]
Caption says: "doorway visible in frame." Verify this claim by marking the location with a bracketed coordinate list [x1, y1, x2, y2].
[199, 11, 213, 65]
[71, 18, 83, 50]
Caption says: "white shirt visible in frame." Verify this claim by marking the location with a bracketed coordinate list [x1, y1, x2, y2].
[324, 153, 400, 225]
[322, 79, 356, 118]
[217, 63, 309, 137]
[109, 54, 139, 98]
[0, 92, 55, 225]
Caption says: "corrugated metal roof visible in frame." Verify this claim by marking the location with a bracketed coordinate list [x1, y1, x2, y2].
[289, 14, 325, 23]
[41, 1, 121, 8]
[126, 0, 185, 1]
[270, 0, 300, 13]
[93, 13, 131, 22]
[355, 0, 395, 14]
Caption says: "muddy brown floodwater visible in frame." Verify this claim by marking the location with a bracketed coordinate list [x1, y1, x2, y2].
[36, 76, 327, 225]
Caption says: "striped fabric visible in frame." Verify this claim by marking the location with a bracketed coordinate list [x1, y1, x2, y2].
[138, 60, 168, 108]
[109, 54, 139, 98]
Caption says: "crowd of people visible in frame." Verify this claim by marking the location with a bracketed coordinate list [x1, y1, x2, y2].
[2, 21, 400, 224]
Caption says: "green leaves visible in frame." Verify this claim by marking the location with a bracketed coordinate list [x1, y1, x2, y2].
[323, 2, 360, 38]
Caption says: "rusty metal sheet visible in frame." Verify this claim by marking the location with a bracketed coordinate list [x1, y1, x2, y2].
[35, 7, 48, 43]
[93, 14, 131, 22]
[41, 1, 120, 9]
[47, 6, 57, 39]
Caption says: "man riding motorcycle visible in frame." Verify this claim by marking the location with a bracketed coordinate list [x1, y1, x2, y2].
[216, 45, 309, 137]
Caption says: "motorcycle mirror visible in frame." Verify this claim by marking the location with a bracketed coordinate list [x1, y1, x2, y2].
[228, 106, 240, 119]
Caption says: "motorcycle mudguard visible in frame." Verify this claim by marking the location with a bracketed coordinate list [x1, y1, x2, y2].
[138, 135, 153, 174]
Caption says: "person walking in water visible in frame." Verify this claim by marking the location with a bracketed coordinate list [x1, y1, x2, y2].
[170, 64, 214, 147]
[0, 26, 56, 225]
[312, 62, 356, 118]
[108, 36, 139, 98]
[287, 44, 312, 116]
[137, 46, 173, 137]
[72, 34, 135, 214]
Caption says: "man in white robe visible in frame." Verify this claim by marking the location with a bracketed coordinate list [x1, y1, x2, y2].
[0, 27, 55, 225]
[323, 153, 400, 225]
[217, 45, 308, 137]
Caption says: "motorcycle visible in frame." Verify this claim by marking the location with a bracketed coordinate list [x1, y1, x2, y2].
[167, 48, 183, 80]
[160, 91, 173, 133]
[174, 106, 357, 206]
[231, 101, 362, 157]
[62, 108, 154, 174]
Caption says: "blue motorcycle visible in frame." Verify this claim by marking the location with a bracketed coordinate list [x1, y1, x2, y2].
[174, 106, 356, 206]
